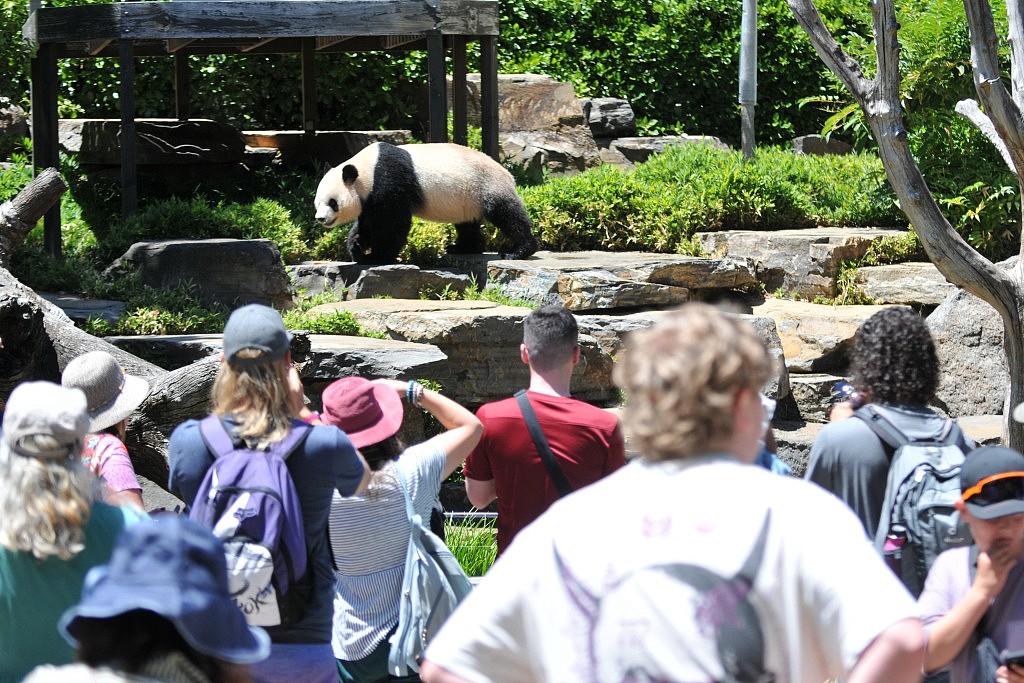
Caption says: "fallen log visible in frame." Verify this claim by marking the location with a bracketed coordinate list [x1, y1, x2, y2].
[0, 265, 216, 485]
[0, 168, 67, 268]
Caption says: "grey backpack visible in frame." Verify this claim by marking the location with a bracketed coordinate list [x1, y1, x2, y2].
[857, 405, 972, 597]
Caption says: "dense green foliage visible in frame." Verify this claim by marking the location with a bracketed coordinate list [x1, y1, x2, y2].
[518, 144, 902, 253]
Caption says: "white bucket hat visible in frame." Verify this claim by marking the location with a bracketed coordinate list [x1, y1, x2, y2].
[61, 351, 150, 433]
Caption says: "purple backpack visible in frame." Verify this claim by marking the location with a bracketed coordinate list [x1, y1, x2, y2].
[188, 415, 312, 627]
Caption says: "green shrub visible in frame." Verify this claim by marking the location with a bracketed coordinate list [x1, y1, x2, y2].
[83, 280, 230, 336]
[520, 144, 903, 253]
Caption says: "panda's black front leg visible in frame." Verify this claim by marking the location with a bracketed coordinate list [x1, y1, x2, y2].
[451, 222, 486, 254]
[346, 222, 369, 263]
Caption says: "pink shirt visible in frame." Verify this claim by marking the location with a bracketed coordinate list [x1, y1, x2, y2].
[81, 433, 142, 495]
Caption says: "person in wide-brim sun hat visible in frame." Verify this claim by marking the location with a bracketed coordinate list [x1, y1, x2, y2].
[61, 351, 150, 509]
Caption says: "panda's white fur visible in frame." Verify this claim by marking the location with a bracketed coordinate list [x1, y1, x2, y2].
[314, 142, 537, 262]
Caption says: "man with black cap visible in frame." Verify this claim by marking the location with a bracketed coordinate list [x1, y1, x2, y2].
[918, 445, 1024, 683]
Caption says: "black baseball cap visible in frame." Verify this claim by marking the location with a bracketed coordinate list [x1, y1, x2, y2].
[960, 445, 1024, 520]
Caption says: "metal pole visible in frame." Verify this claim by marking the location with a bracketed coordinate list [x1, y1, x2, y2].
[739, 0, 757, 159]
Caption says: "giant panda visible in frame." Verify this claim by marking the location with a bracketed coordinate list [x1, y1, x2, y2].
[314, 142, 539, 264]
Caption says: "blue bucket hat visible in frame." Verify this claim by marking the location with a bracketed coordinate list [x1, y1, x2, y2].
[59, 516, 270, 664]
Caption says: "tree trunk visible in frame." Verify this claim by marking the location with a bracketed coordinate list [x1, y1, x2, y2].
[0, 168, 67, 268]
[786, 0, 1024, 448]
[0, 264, 215, 486]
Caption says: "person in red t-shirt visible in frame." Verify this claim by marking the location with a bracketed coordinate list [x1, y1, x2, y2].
[463, 304, 625, 554]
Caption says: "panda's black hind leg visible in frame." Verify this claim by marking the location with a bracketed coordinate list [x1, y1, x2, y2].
[451, 222, 487, 254]
[487, 198, 538, 260]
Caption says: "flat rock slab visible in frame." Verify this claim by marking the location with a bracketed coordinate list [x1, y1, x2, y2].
[753, 299, 899, 373]
[857, 262, 958, 306]
[698, 227, 907, 299]
[287, 261, 368, 297]
[445, 251, 756, 311]
[38, 291, 125, 325]
[104, 333, 448, 385]
[788, 372, 847, 423]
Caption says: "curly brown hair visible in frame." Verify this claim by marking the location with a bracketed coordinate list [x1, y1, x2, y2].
[849, 306, 939, 406]
[613, 303, 771, 462]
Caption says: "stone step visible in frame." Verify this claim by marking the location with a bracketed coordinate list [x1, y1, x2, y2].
[697, 227, 907, 300]
[857, 261, 957, 307]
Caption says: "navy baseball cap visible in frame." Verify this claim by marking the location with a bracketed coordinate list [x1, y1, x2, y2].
[222, 303, 291, 366]
[960, 446, 1024, 520]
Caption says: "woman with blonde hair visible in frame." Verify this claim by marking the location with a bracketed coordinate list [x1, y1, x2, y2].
[169, 303, 370, 683]
[320, 376, 482, 683]
[0, 381, 141, 682]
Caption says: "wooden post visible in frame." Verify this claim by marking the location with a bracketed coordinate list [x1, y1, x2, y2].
[479, 36, 498, 160]
[301, 37, 316, 134]
[427, 32, 447, 142]
[174, 53, 191, 121]
[119, 39, 138, 216]
[451, 35, 468, 146]
[30, 42, 61, 257]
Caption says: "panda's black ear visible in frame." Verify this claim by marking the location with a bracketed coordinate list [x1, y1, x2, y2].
[342, 164, 359, 184]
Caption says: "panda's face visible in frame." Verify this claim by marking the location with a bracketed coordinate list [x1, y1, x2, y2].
[314, 164, 363, 227]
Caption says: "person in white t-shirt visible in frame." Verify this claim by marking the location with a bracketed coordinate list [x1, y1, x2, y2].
[421, 302, 924, 683]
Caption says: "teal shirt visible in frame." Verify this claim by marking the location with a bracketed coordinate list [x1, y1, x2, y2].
[0, 502, 141, 683]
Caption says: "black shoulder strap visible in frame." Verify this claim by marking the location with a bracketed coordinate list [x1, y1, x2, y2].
[515, 390, 573, 497]
[198, 414, 311, 460]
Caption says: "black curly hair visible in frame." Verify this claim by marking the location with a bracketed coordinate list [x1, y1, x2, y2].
[849, 306, 939, 406]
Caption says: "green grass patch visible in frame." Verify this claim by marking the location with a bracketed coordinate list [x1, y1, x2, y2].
[445, 513, 497, 577]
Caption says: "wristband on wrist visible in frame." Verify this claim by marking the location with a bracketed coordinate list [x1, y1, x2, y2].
[406, 380, 424, 407]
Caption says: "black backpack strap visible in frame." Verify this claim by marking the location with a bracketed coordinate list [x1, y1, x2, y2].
[515, 390, 573, 497]
[199, 414, 311, 460]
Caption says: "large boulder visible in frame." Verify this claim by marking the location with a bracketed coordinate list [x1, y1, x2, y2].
[107, 239, 293, 310]
[928, 288, 1007, 418]
[59, 118, 245, 165]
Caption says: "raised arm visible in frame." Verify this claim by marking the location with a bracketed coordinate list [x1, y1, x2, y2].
[373, 380, 483, 479]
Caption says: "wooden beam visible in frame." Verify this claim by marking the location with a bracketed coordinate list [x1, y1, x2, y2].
[165, 38, 196, 53]
[26, 1, 499, 43]
[427, 31, 447, 142]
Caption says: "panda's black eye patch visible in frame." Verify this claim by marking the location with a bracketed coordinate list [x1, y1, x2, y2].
[328, 199, 339, 212]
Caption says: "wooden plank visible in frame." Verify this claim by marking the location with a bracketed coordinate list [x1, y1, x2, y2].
[27, 1, 499, 44]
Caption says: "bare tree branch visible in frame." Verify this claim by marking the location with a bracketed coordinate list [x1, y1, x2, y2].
[955, 99, 1016, 173]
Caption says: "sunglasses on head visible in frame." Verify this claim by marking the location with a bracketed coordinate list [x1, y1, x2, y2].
[961, 471, 1024, 506]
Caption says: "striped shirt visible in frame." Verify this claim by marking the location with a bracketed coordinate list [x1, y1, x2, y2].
[329, 439, 446, 660]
